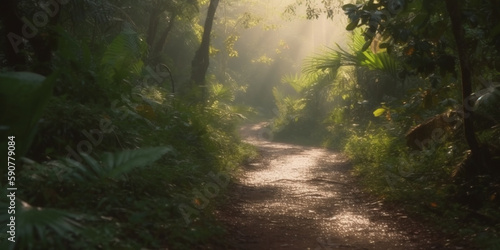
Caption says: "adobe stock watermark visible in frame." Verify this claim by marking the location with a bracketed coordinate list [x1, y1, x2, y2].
[178, 171, 231, 225]
[7, 0, 70, 54]
[65, 64, 173, 162]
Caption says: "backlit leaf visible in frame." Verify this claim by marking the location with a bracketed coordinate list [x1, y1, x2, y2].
[373, 108, 386, 117]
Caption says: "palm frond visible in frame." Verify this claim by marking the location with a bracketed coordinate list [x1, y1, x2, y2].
[64, 147, 173, 182]
[0, 200, 83, 250]
[281, 74, 317, 94]
[210, 83, 235, 103]
[100, 28, 147, 83]
[302, 48, 343, 75]
[360, 50, 400, 77]
[350, 29, 368, 52]
[304, 29, 400, 79]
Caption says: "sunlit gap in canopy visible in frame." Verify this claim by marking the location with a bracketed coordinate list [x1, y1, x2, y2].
[242, 2, 349, 72]
[230, 0, 348, 111]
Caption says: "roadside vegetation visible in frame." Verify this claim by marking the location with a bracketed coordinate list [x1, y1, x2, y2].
[272, 1, 500, 248]
[0, 0, 257, 249]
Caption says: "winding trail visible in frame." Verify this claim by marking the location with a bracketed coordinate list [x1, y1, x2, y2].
[216, 122, 458, 249]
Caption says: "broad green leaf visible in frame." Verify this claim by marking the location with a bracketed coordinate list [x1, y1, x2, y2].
[0, 72, 57, 171]
[62, 147, 172, 182]
[80, 153, 103, 179]
[342, 4, 357, 11]
[105, 146, 173, 178]
[9, 200, 83, 249]
[100, 30, 146, 83]
[346, 19, 359, 30]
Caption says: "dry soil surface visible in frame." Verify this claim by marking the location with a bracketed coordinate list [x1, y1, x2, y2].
[215, 122, 466, 250]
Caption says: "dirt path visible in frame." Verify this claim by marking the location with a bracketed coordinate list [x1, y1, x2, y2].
[216, 122, 460, 249]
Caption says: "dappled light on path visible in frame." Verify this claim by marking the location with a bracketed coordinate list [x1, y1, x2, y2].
[216, 122, 444, 249]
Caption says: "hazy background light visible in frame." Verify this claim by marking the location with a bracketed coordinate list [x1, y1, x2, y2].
[223, 0, 349, 113]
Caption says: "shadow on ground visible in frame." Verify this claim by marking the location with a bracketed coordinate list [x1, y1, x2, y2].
[215, 122, 466, 250]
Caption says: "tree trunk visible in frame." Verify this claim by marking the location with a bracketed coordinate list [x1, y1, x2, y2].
[146, 1, 161, 49]
[0, 0, 27, 69]
[444, 0, 487, 171]
[190, 0, 220, 102]
[152, 14, 176, 56]
[0, 0, 59, 74]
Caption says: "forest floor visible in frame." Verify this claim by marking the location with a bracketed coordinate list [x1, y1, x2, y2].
[215, 122, 469, 250]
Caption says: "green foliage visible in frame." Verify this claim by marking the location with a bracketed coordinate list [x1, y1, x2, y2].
[0, 146, 182, 249]
[345, 127, 398, 172]
[10, 87, 252, 249]
[100, 26, 147, 87]
[302, 49, 342, 75]
[0, 72, 59, 180]
[359, 50, 400, 77]
[0, 72, 55, 157]
[332, 30, 400, 78]
[63, 147, 172, 182]
[272, 72, 331, 144]
[271, 2, 500, 247]
[0, 1, 256, 248]
[272, 29, 399, 145]
[0, 200, 83, 250]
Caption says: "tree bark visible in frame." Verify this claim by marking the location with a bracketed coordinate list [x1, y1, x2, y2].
[0, 0, 26, 69]
[146, 1, 161, 49]
[444, 0, 485, 170]
[0, 0, 59, 74]
[190, 0, 220, 102]
[152, 14, 176, 56]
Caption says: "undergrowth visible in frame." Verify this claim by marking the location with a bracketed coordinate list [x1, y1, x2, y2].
[270, 30, 500, 248]
[0, 26, 255, 249]
[1, 93, 255, 249]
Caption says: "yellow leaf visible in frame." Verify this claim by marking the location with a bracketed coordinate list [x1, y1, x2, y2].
[373, 108, 386, 117]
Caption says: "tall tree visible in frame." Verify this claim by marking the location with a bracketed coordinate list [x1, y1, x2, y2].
[152, 13, 177, 56]
[0, 0, 26, 68]
[144, 0, 198, 59]
[0, 0, 60, 74]
[443, 0, 483, 168]
[190, 0, 220, 101]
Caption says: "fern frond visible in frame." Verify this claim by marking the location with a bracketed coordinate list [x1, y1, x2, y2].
[63, 147, 173, 182]
[360, 50, 400, 77]
[104, 147, 173, 178]
[209, 83, 235, 103]
[100, 29, 147, 83]
[0, 200, 83, 250]
[303, 48, 343, 75]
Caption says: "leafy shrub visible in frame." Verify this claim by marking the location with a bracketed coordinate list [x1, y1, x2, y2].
[1, 25, 253, 250]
